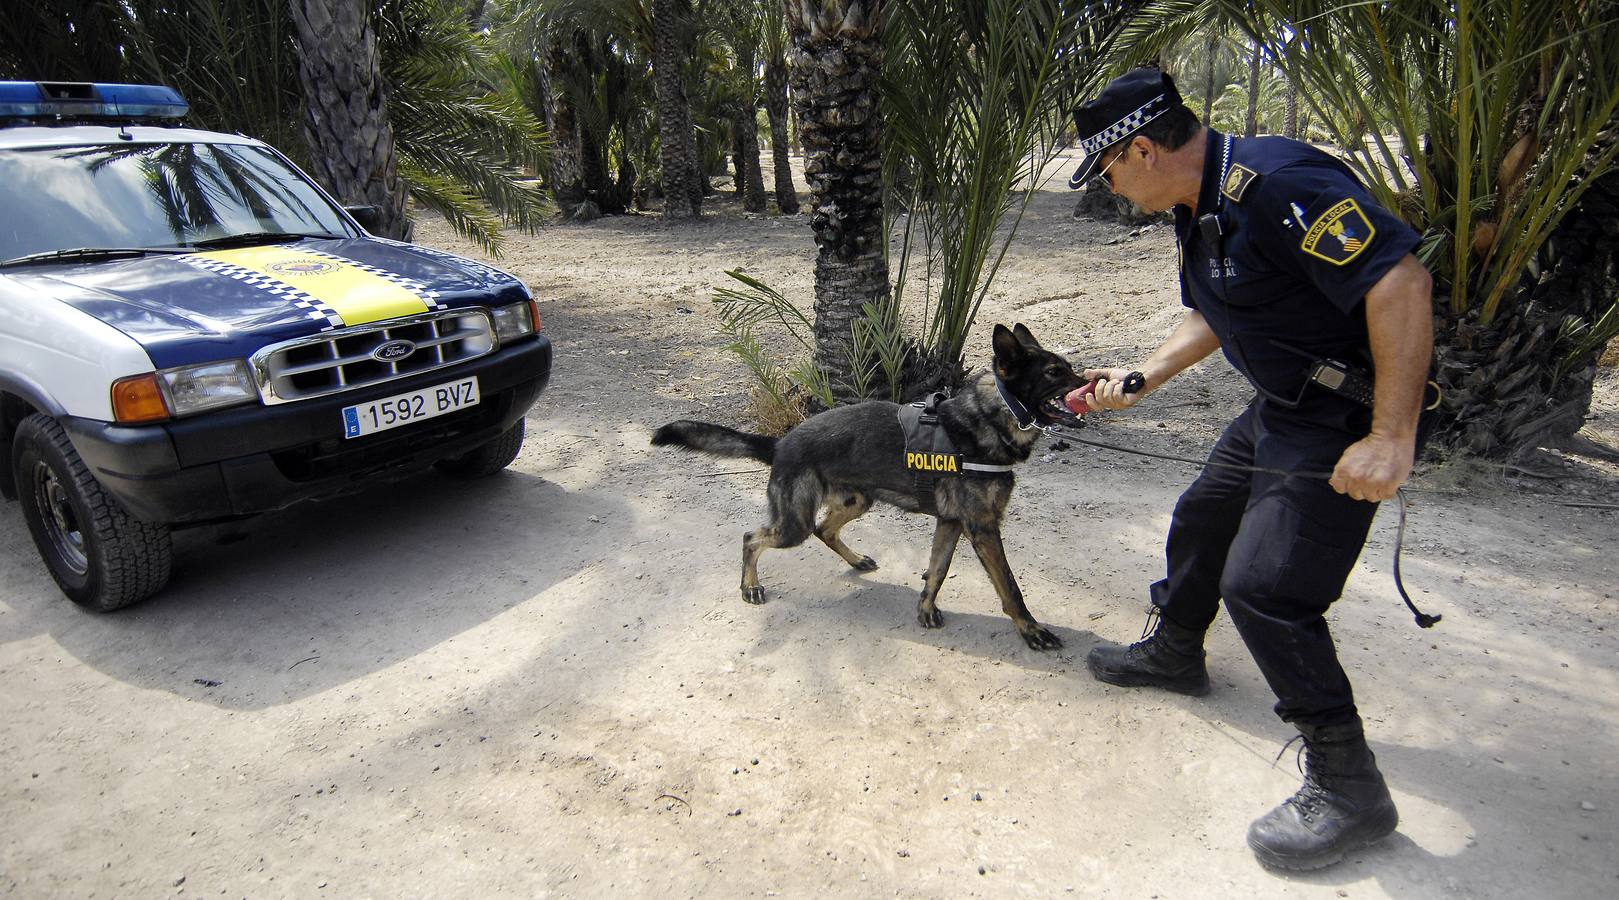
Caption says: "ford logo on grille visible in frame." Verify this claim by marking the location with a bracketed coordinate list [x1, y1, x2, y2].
[373, 339, 417, 362]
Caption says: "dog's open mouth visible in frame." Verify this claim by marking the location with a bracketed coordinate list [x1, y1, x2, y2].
[1038, 391, 1084, 428]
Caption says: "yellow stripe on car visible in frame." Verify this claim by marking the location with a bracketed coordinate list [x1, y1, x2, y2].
[195, 246, 430, 325]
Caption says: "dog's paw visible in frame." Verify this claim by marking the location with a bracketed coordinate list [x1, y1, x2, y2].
[1020, 625, 1063, 651]
[852, 556, 879, 573]
[741, 586, 768, 605]
[916, 606, 944, 629]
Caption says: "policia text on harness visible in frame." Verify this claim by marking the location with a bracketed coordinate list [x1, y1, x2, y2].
[899, 392, 1013, 511]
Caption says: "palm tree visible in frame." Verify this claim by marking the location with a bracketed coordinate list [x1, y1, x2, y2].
[654, 0, 703, 218]
[13, 1, 551, 252]
[0, 1, 137, 82]
[786, 0, 889, 398]
[1242, 38, 1262, 136]
[1200, 17, 1219, 124]
[501, 0, 662, 217]
[706, 1, 768, 211]
[288, 0, 412, 240]
[731, 32, 769, 213]
[760, 0, 800, 213]
[378, 0, 551, 248]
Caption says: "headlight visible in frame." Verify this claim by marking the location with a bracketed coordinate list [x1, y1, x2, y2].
[159, 359, 257, 416]
[490, 300, 539, 344]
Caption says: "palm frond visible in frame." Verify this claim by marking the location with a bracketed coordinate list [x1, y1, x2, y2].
[398, 159, 508, 254]
[1217, 1, 1619, 325]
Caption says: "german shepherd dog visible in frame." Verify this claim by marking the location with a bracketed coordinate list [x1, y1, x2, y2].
[651, 323, 1087, 650]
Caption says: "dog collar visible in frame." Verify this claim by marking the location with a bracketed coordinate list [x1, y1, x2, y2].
[994, 377, 1040, 430]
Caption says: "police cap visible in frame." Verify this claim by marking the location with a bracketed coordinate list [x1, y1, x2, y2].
[1068, 68, 1183, 189]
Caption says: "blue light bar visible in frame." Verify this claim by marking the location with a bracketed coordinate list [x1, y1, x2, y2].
[0, 82, 189, 120]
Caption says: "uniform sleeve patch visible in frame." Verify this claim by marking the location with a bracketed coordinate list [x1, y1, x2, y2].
[1221, 163, 1259, 203]
[1300, 197, 1376, 265]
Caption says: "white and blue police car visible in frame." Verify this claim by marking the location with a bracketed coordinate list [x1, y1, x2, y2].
[0, 82, 552, 611]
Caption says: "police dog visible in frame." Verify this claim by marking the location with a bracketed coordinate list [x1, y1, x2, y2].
[651, 323, 1086, 650]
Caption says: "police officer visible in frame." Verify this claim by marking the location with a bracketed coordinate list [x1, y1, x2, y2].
[1066, 68, 1435, 871]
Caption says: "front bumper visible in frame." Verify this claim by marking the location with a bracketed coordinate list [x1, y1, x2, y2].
[62, 334, 551, 524]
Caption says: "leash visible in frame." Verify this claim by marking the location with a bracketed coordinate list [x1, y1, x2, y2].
[1035, 420, 1442, 629]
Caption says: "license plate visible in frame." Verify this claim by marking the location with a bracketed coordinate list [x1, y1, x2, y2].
[342, 376, 480, 439]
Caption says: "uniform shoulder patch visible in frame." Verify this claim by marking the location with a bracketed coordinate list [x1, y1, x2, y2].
[1221, 163, 1260, 203]
[1300, 197, 1376, 265]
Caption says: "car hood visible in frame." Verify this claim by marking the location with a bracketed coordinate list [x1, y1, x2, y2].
[8, 237, 530, 369]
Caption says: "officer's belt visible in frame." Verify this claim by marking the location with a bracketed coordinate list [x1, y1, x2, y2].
[898, 393, 1013, 510]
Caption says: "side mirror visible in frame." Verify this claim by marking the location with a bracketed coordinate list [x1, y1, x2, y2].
[343, 204, 382, 232]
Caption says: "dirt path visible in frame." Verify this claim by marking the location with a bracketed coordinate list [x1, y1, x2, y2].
[2, 180, 1616, 898]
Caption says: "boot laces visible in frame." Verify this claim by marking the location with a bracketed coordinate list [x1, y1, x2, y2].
[1123, 608, 1166, 665]
[1139, 607, 1162, 640]
[1273, 734, 1333, 824]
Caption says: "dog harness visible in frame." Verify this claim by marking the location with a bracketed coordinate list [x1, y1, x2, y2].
[898, 393, 1014, 508]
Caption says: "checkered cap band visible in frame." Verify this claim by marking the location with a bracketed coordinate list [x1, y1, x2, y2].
[1080, 94, 1169, 157]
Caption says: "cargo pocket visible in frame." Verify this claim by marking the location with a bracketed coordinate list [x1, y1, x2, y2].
[1269, 530, 1361, 609]
[1226, 491, 1370, 613]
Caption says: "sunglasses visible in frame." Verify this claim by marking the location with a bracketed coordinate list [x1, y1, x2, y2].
[1096, 143, 1130, 186]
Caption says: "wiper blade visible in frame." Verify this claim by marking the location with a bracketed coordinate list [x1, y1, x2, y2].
[186, 231, 341, 249]
[0, 247, 189, 268]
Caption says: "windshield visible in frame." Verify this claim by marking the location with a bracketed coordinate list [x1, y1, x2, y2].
[0, 142, 354, 260]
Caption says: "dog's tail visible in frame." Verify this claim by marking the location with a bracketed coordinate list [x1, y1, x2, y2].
[651, 420, 776, 464]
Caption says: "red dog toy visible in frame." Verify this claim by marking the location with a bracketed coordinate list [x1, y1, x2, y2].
[1065, 372, 1146, 414]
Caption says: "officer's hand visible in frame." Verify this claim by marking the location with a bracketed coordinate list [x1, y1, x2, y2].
[1069, 368, 1146, 412]
[1330, 432, 1414, 502]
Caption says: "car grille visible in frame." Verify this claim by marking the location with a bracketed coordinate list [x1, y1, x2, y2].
[251, 309, 495, 404]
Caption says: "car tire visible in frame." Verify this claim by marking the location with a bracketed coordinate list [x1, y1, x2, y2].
[12, 414, 172, 612]
[434, 418, 525, 479]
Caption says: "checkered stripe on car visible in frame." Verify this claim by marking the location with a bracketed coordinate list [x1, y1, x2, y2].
[299, 247, 447, 311]
[177, 254, 345, 330]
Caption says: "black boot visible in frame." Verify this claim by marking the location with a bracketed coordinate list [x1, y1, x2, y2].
[1247, 721, 1400, 871]
[1086, 610, 1210, 696]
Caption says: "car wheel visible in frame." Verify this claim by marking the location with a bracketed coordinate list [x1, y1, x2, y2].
[12, 414, 172, 611]
[434, 418, 525, 479]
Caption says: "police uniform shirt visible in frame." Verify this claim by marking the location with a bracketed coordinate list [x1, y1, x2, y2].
[1173, 129, 1422, 415]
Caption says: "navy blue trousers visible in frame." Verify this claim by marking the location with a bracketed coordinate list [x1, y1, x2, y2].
[1151, 400, 1383, 728]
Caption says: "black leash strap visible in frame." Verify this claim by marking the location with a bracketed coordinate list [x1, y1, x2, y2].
[1042, 424, 1442, 629]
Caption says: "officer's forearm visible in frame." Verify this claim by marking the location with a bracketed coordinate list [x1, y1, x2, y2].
[1140, 311, 1221, 393]
[1364, 256, 1434, 442]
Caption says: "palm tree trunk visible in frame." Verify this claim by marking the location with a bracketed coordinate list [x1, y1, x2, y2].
[653, 0, 701, 218]
[736, 41, 768, 213]
[732, 124, 747, 197]
[764, 56, 799, 213]
[1201, 23, 1217, 124]
[288, 0, 410, 240]
[1244, 40, 1262, 137]
[1284, 75, 1299, 139]
[537, 39, 586, 215]
[787, 0, 888, 401]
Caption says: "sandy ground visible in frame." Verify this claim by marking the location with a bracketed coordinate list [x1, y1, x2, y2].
[2, 165, 1617, 899]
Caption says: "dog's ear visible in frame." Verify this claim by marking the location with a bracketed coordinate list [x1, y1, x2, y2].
[1012, 322, 1041, 349]
[992, 323, 1025, 372]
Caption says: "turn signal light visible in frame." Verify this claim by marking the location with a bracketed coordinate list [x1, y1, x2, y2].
[111, 374, 171, 424]
[529, 299, 542, 333]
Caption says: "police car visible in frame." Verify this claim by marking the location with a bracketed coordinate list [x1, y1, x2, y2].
[0, 82, 553, 611]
